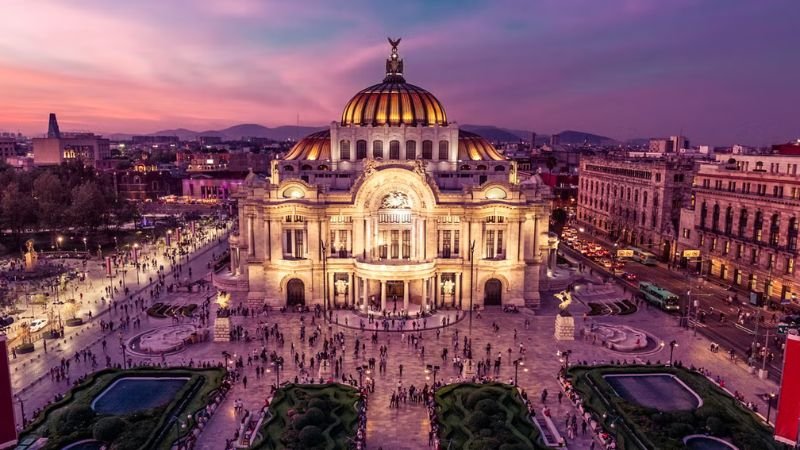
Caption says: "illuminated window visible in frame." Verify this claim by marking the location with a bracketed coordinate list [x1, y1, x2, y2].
[389, 140, 400, 159]
[438, 140, 449, 160]
[405, 140, 416, 159]
[422, 140, 433, 159]
[339, 140, 350, 160]
[373, 140, 383, 158]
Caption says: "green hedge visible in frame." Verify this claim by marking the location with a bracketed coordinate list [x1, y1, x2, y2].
[567, 365, 779, 450]
[254, 383, 360, 450]
[435, 383, 548, 450]
[20, 367, 225, 450]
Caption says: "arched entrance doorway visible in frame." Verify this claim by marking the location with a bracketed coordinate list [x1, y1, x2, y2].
[484, 279, 502, 306]
[287, 279, 305, 307]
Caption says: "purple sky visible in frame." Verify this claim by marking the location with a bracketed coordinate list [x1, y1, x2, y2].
[1, 0, 797, 145]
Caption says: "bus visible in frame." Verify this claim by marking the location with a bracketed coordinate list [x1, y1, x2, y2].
[639, 281, 680, 311]
[628, 247, 658, 266]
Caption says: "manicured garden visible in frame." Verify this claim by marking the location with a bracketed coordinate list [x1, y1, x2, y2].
[147, 302, 197, 318]
[434, 382, 548, 450]
[253, 383, 360, 450]
[20, 367, 225, 450]
[566, 365, 779, 450]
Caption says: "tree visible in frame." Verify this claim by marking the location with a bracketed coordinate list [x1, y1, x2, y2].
[33, 171, 67, 236]
[1, 182, 36, 243]
[69, 181, 106, 230]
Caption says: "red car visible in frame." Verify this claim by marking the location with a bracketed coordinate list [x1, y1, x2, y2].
[621, 272, 637, 281]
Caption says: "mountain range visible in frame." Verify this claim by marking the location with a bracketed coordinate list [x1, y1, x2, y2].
[107, 123, 617, 145]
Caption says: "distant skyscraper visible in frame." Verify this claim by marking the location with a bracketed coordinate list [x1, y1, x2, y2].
[47, 113, 61, 138]
[530, 132, 537, 150]
[550, 133, 560, 146]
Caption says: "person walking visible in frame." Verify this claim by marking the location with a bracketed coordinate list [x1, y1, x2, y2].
[541, 389, 548, 404]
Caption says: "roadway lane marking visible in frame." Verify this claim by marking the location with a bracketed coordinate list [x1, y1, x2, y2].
[733, 323, 755, 335]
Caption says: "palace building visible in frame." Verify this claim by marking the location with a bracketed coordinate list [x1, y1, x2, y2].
[224, 40, 553, 312]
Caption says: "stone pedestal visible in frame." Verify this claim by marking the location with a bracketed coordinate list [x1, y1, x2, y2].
[554, 313, 575, 341]
[461, 358, 475, 377]
[214, 316, 231, 342]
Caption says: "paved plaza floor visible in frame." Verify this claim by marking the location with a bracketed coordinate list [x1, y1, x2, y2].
[10, 254, 782, 449]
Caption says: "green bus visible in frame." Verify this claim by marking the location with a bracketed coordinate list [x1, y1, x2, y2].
[629, 247, 657, 265]
[639, 281, 680, 311]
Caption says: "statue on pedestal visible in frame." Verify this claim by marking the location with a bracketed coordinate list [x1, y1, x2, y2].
[24, 239, 38, 272]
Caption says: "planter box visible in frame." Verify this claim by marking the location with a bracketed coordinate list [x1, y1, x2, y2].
[65, 318, 84, 327]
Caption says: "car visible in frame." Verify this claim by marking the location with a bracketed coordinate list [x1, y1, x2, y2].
[599, 259, 613, 268]
[621, 272, 638, 281]
[29, 318, 49, 333]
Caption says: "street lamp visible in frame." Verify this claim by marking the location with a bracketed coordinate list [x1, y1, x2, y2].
[56, 236, 63, 251]
[426, 364, 440, 389]
[669, 340, 678, 366]
[133, 243, 140, 285]
[557, 350, 572, 370]
[513, 359, 525, 386]
[82, 237, 87, 252]
[222, 351, 231, 369]
[766, 392, 776, 425]
[321, 240, 328, 318]
[469, 240, 475, 333]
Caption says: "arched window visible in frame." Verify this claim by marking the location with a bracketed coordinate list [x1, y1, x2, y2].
[356, 140, 367, 160]
[373, 140, 383, 158]
[634, 189, 639, 203]
[339, 140, 350, 160]
[283, 165, 294, 172]
[753, 211, 763, 241]
[738, 208, 748, 236]
[300, 164, 312, 171]
[389, 140, 400, 159]
[643, 191, 648, 207]
[405, 140, 416, 159]
[477, 165, 487, 170]
[438, 140, 449, 160]
[724, 206, 734, 235]
[788, 217, 798, 251]
[494, 166, 505, 171]
[422, 140, 433, 159]
[769, 213, 780, 246]
[700, 201, 708, 228]
[318, 165, 329, 171]
[711, 204, 720, 231]
[460, 165, 470, 170]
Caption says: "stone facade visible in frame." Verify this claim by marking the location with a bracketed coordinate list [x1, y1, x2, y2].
[676, 153, 800, 306]
[224, 43, 553, 311]
[576, 155, 695, 260]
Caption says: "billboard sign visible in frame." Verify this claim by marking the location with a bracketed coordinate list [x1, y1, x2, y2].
[616, 249, 634, 257]
[683, 249, 701, 258]
[0, 336, 18, 448]
[774, 333, 800, 445]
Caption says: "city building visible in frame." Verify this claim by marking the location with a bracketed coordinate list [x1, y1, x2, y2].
[32, 114, 110, 166]
[0, 137, 16, 159]
[648, 135, 690, 154]
[111, 157, 181, 201]
[676, 150, 800, 307]
[577, 155, 695, 259]
[223, 41, 553, 311]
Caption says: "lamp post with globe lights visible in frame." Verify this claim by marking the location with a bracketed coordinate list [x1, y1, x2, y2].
[669, 340, 678, 366]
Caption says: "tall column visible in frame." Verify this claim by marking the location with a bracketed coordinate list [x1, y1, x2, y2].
[380, 280, 387, 311]
[533, 214, 542, 263]
[354, 275, 360, 309]
[353, 217, 364, 259]
[422, 277, 428, 311]
[247, 215, 255, 256]
[349, 272, 354, 306]
[270, 220, 282, 262]
[329, 272, 335, 306]
[403, 280, 409, 311]
[455, 272, 462, 308]
[411, 218, 417, 261]
[363, 278, 369, 310]
[364, 219, 371, 259]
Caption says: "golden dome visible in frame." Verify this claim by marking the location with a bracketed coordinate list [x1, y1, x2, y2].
[283, 130, 330, 161]
[458, 130, 506, 161]
[340, 38, 447, 127]
[341, 82, 447, 127]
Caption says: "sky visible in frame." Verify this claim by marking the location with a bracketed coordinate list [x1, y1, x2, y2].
[0, 0, 798, 145]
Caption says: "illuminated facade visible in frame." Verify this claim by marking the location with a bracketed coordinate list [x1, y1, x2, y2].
[225, 40, 553, 311]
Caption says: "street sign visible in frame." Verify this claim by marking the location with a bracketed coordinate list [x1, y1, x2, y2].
[616, 249, 633, 257]
[683, 249, 701, 258]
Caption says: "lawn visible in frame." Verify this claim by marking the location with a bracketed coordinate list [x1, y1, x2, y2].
[253, 383, 361, 450]
[434, 382, 549, 450]
[567, 365, 779, 450]
[20, 367, 225, 450]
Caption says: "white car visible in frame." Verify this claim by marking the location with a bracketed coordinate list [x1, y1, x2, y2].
[29, 318, 48, 333]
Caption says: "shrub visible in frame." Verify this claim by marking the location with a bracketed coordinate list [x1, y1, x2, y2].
[93, 416, 126, 442]
[475, 398, 502, 416]
[706, 416, 728, 436]
[667, 422, 693, 439]
[294, 407, 326, 430]
[465, 411, 491, 431]
[52, 405, 96, 436]
[298, 425, 325, 448]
